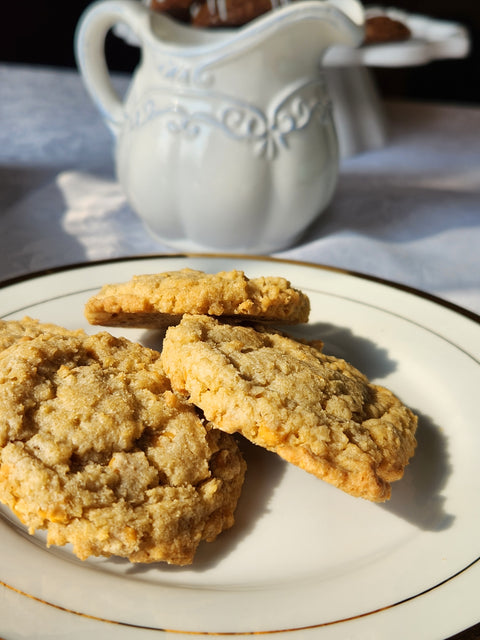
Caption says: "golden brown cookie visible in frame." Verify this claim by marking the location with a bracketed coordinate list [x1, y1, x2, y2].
[161, 315, 417, 502]
[0, 329, 245, 564]
[84, 268, 310, 329]
[0, 316, 84, 352]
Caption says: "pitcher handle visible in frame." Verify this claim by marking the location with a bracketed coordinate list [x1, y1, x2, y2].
[74, 0, 148, 136]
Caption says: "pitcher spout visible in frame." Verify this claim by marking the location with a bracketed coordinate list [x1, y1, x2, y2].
[232, 0, 365, 55]
[146, 0, 365, 63]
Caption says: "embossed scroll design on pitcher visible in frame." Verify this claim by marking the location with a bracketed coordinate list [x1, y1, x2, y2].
[125, 76, 332, 160]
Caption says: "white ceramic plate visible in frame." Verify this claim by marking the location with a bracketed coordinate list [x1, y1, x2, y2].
[0, 255, 479, 640]
[325, 6, 470, 67]
[115, 6, 470, 68]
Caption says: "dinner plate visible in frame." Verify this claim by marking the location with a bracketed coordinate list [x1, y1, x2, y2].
[0, 254, 479, 640]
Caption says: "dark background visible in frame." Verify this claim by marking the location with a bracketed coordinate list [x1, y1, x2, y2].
[2, 0, 479, 104]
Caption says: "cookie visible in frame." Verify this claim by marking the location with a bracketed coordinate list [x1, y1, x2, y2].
[161, 315, 417, 502]
[149, 0, 193, 23]
[149, 0, 285, 28]
[191, 0, 274, 28]
[0, 316, 84, 352]
[364, 15, 411, 45]
[0, 329, 246, 564]
[84, 268, 310, 329]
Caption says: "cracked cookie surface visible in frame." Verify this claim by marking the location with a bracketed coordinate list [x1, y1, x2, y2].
[0, 316, 85, 352]
[84, 268, 310, 329]
[0, 328, 245, 564]
[161, 315, 418, 502]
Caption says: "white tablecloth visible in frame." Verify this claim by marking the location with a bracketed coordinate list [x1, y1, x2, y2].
[0, 63, 479, 638]
[1, 62, 479, 318]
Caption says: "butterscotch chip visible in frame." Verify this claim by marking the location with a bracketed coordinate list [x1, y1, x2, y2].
[161, 315, 417, 502]
[84, 268, 310, 329]
[0, 329, 245, 564]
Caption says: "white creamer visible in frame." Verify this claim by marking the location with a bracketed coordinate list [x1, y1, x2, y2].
[75, 0, 363, 253]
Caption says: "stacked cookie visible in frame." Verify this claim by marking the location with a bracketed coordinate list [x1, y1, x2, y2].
[0, 316, 245, 565]
[0, 269, 417, 565]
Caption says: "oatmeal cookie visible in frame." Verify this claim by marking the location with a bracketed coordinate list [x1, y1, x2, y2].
[0, 329, 245, 564]
[161, 315, 417, 502]
[0, 316, 84, 352]
[84, 268, 310, 329]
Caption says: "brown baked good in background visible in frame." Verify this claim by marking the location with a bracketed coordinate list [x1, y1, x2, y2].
[364, 14, 411, 44]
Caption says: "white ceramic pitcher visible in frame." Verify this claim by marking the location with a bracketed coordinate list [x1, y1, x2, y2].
[75, 0, 363, 253]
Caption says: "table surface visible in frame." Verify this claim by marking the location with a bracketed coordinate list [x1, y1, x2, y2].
[1, 63, 479, 317]
[0, 62, 479, 640]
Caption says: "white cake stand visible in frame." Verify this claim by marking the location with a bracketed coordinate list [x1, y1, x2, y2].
[324, 6, 471, 157]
